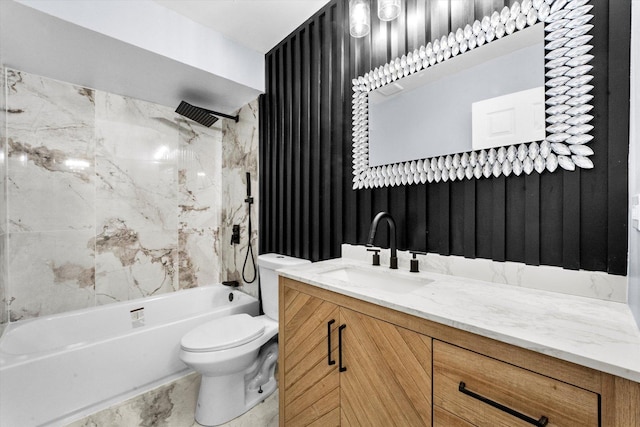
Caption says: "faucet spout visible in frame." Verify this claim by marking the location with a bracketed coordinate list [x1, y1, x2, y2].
[367, 211, 398, 269]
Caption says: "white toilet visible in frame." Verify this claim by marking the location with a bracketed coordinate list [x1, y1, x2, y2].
[179, 253, 311, 426]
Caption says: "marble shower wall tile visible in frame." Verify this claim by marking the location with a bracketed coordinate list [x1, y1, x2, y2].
[94, 93, 179, 304]
[5, 69, 97, 321]
[8, 231, 95, 320]
[1, 66, 7, 235]
[6, 69, 95, 233]
[1, 67, 8, 329]
[2, 68, 237, 321]
[177, 119, 223, 288]
[221, 99, 260, 298]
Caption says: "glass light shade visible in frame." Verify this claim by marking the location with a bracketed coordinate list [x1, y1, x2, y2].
[378, 0, 401, 21]
[349, 0, 370, 38]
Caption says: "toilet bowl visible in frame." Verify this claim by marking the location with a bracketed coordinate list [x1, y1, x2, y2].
[179, 253, 310, 426]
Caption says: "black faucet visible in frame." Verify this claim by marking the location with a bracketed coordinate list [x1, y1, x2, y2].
[366, 211, 398, 269]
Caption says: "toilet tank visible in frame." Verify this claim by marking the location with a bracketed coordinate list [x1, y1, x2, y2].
[258, 254, 311, 320]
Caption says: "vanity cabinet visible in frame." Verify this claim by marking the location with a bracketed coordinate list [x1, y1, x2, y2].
[279, 277, 640, 427]
[280, 281, 432, 426]
[433, 340, 599, 426]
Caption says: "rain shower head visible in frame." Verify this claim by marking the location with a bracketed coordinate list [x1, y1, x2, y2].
[175, 101, 239, 127]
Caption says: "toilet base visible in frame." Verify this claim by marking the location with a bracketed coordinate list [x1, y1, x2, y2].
[194, 341, 278, 426]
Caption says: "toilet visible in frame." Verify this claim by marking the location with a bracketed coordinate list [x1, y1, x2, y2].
[179, 253, 311, 426]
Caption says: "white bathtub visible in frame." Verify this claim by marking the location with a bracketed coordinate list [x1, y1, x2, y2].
[0, 284, 259, 427]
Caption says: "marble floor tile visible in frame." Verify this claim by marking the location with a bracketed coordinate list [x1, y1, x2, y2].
[67, 372, 279, 427]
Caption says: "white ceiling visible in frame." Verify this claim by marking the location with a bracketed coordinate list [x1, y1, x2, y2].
[154, 0, 330, 53]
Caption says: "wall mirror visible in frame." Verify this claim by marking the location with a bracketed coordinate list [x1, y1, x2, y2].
[352, 0, 595, 189]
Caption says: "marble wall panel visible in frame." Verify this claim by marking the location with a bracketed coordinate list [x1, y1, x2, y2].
[1, 67, 8, 329]
[221, 99, 260, 298]
[8, 231, 95, 320]
[177, 119, 223, 288]
[6, 69, 95, 233]
[1, 67, 259, 321]
[94, 93, 178, 304]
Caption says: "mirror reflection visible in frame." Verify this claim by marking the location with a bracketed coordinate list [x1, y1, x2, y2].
[368, 23, 544, 167]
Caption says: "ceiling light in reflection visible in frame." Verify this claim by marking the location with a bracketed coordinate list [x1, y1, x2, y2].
[153, 145, 170, 161]
[65, 158, 91, 170]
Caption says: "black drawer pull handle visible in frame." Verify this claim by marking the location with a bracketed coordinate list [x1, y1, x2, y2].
[458, 382, 548, 427]
[327, 319, 336, 366]
[338, 324, 347, 372]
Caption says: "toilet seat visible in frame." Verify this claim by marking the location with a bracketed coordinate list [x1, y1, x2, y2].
[181, 313, 265, 352]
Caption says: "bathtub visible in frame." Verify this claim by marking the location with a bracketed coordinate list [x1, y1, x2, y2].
[0, 284, 259, 427]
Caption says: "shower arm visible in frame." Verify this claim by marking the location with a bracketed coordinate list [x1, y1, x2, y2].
[201, 108, 239, 123]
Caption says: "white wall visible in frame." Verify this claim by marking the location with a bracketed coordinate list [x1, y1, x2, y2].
[629, 0, 640, 328]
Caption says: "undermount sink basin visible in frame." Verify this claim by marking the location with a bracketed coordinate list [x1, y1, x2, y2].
[319, 266, 432, 293]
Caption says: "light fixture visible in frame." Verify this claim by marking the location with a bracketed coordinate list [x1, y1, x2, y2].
[378, 0, 401, 21]
[349, 0, 370, 38]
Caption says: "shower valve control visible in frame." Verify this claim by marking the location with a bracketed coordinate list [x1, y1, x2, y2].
[231, 225, 240, 245]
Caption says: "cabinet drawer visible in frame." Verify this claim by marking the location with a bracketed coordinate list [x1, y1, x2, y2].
[433, 340, 599, 426]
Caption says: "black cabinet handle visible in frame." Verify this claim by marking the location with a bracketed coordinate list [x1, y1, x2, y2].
[458, 382, 548, 426]
[338, 324, 347, 372]
[327, 319, 336, 366]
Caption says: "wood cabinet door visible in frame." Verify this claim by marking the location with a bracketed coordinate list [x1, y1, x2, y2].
[339, 307, 433, 426]
[281, 285, 341, 426]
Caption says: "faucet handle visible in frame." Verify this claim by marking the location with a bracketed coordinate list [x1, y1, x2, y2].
[366, 247, 381, 266]
[409, 250, 427, 273]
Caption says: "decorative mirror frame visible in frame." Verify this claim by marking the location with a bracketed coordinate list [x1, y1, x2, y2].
[351, 0, 595, 189]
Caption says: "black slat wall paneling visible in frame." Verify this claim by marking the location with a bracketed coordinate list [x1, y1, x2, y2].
[268, 53, 278, 253]
[301, 28, 311, 260]
[524, 174, 540, 266]
[258, 93, 266, 254]
[539, 172, 563, 267]
[321, 11, 333, 258]
[607, 0, 631, 274]
[439, 183, 450, 256]
[276, 49, 285, 252]
[563, 171, 581, 270]
[579, 0, 608, 271]
[506, 177, 525, 263]
[332, 2, 346, 257]
[463, 180, 476, 259]
[260, 0, 629, 276]
[284, 40, 293, 255]
[310, 17, 322, 261]
[492, 176, 506, 262]
[450, 181, 465, 256]
[291, 34, 302, 257]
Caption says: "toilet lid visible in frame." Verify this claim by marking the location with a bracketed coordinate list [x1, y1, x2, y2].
[181, 313, 265, 352]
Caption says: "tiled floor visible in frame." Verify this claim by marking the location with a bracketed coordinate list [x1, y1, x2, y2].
[67, 372, 279, 427]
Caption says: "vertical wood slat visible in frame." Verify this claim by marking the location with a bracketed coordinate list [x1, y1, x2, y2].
[463, 180, 476, 259]
[607, 0, 631, 275]
[277, 48, 286, 253]
[333, 1, 347, 255]
[292, 35, 302, 257]
[563, 170, 581, 270]
[492, 177, 506, 262]
[524, 174, 540, 266]
[311, 17, 322, 261]
[321, 10, 333, 260]
[301, 27, 311, 260]
[439, 183, 450, 256]
[285, 40, 293, 255]
[269, 52, 279, 254]
[260, 0, 629, 275]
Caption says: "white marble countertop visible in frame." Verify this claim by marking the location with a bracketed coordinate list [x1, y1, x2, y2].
[278, 257, 640, 383]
